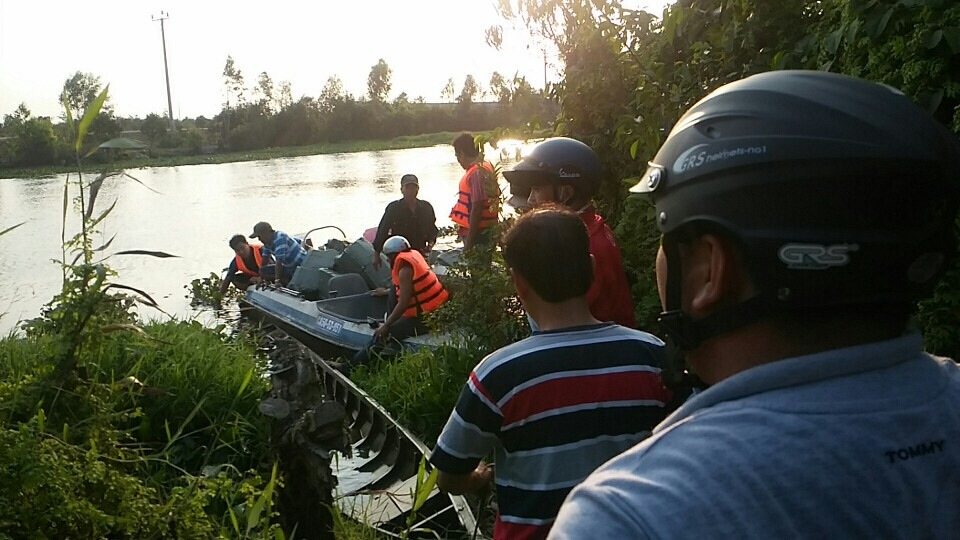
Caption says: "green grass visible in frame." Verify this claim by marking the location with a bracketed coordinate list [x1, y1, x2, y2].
[0, 320, 279, 538]
[0, 129, 545, 180]
[350, 345, 480, 446]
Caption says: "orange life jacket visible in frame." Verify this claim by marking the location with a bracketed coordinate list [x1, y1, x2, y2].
[392, 250, 449, 318]
[450, 161, 499, 230]
[235, 244, 264, 277]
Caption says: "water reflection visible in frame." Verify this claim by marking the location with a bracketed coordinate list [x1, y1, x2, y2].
[0, 141, 537, 334]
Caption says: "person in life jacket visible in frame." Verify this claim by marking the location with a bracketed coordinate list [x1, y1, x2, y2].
[350, 235, 450, 367]
[450, 132, 500, 250]
[219, 234, 271, 294]
[503, 137, 637, 328]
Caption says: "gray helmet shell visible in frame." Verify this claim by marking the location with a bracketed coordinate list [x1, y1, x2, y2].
[633, 70, 960, 309]
[503, 137, 603, 196]
[382, 235, 411, 256]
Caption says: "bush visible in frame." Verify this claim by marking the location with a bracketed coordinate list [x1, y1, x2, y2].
[351, 345, 479, 445]
[0, 322, 278, 539]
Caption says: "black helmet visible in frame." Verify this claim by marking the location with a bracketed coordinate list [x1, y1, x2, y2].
[632, 70, 960, 349]
[503, 137, 603, 197]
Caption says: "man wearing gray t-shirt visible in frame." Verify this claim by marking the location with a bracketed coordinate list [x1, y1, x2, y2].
[551, 71, 960, 538]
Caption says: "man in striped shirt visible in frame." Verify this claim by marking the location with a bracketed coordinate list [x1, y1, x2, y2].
[250, 221, 307, 287]
[430, 207, 672, 540]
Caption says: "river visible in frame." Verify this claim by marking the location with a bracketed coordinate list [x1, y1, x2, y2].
[0, 141, 533, 335]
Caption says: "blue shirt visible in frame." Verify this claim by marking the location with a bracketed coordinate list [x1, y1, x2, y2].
[262, 230, 306, 269]
[550, 334, 960, 539]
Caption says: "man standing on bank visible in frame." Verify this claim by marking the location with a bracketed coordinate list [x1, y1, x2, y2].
[431, 207, 672, 540]
[250, 221, 307, 287]
[449, 133, 499, 250]
[372, 174, 437, 270]
[551, 71, 960, 538]
[504, 137, 636, 328]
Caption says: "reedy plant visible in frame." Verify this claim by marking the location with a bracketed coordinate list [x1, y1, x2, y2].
[23, 86, 176, 380]
[0, 83, 281, 538]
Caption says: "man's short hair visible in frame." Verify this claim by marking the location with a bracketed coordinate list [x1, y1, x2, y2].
[503, 206, 593, 303]
[452, 132, 479, 157]
[229, 234, 248, 250]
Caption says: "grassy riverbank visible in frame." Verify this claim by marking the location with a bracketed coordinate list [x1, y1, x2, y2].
[0, 129, 543, 180]
[0, 320, 279, 537]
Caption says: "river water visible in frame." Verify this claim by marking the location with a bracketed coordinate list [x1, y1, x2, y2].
[0, 141, 533, 335]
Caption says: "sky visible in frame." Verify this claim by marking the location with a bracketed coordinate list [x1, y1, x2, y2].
[0, 0, 670, 121]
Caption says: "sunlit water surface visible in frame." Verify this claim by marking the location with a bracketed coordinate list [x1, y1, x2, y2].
[0, 141, 534, 334]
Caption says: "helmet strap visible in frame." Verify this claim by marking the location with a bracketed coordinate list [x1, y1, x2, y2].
[658, 234, 775, 377]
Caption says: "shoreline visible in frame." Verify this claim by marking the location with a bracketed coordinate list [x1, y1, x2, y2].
[0, 129, 537, 180]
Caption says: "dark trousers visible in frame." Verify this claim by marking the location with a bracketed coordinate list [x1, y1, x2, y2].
[350, 315, 429, 367]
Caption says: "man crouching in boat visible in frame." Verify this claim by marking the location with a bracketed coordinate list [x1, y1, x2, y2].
[352, 235, 449, 365]
[219, 234, 272, 294]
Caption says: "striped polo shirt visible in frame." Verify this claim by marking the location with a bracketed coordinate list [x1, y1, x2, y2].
[431, 323, 672, 540]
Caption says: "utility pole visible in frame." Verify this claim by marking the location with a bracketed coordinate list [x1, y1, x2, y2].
[152, 11, 175, 131]
[542, 48, 548, 91]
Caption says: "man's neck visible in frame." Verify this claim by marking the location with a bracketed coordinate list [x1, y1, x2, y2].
[688, 317, 904, 385]
[527, 297, 600, 332]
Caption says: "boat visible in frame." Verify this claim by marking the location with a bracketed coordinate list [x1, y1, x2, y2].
[259, 325, 484, 538]
[243, 229, 457, 356]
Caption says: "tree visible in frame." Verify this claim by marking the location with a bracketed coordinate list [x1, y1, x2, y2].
[457, 74, 481, 104]
[278, 81, 294, 111]
[61, 72, 112, 122]
[222, 55, 246, 108]
[61, 72, 118, 143]
[489, 71, 513, 103]
[256, 71, 275, 115]
[141, 113, 168, 144]
[5, 105, 58, 166]
[318, 76, 346, 114]
[367, 59, 392, 103]
[441, 78, 456, 101]
[3, 103, 31, 131]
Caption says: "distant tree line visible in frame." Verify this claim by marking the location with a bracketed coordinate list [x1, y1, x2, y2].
[0, 59, 555, 168]
[215, 56, 555, 151]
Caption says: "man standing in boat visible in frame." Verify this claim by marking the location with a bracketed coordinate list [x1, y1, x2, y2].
[218, 234, 270, 294]
[249, 221, 307, 287]
[371, 174, 438, 269]
[430, 207, 671, 540]
[352, 235, 449, 365]
[450, 133, 499, 250]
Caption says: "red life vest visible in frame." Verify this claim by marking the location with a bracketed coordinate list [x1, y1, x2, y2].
[235, 244, 264, 277]
[392, 250, 449, 318]
[450, 161, 499, 230]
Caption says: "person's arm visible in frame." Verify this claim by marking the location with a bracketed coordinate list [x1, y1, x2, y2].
[465, 168, 488, 250]
[372, 203, 395, 269]
[437, 463, 493, 495]
[259, 252, 276, 282]
[373, 262, 413, 341]
[220, 260, 238, 294]
[273, 239, 290, 286]
[423, 201, 438, 252]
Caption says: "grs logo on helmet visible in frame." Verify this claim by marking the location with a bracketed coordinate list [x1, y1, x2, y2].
[672, 144, 709, 174]
[557, 167, 582, 179]
[778, 244, 859, 270]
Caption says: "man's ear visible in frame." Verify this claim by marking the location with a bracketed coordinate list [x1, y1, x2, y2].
[557, 185, 576, 205]
[686, 233, 745, 317]
[509, 267, 530, 303]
